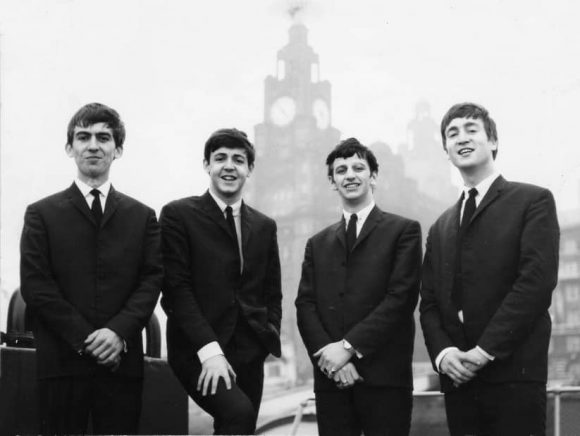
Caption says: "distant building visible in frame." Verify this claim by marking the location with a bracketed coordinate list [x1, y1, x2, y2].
[249, 21, 456, 389]
[550, 210, 580, 384]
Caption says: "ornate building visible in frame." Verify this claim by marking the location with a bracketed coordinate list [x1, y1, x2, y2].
[249, 21, 456, 387]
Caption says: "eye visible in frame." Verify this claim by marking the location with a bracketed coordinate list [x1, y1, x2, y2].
[97, 134, 111, 142]
[335, 167, 346, 175]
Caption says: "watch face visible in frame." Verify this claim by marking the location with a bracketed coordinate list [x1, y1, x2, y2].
[270, 96, 296, 126]
[312, 98, 330, 129]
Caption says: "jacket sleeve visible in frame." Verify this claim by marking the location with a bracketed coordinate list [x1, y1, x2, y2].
[344, 220, 422, 357]
[105, 208, 163, 341]
[265, 222, 282, 333]
[160, 202, 218, 351]
[419, 226, 456, 370]
[295, 238, 333, 355]
[477, 189, 560, 359]
[20, 204, 94, 352]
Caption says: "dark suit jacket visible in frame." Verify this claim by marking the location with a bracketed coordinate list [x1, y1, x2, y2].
[420, 176, 560, 392]
[160, 191, 282, 372]
[20, 183, 163, 379]
[295, 206, 422, 391]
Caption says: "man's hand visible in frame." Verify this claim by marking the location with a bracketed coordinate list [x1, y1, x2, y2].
[197, 355, 237, 396]
[314, 341, 353, 377]
[462, 347, 491, 372]
[84, 328, 124, 367]
[440, 348, 480, 386]
[333, 363, 364, 389]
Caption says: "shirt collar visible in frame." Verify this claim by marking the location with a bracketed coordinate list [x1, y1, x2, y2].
[462, 171, 500, 204]
[75, 179, 111, 198]
[343, 200, 375, 224]
[208, 188, 242, 216]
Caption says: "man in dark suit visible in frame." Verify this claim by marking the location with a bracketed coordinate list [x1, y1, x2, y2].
[295, 138, 422, 436]
[420, 102, 560, 435]
[161, 128, 282, 435]
[20, 102, 163, 435]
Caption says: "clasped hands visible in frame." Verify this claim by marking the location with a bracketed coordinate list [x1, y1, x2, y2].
[440, 347, 490, 386]
[84, 328, 124, 371]
[314, 341, 364, 389]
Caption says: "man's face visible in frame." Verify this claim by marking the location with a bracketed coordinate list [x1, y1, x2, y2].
[329, 154, 376, 208]
[65, 122, 122, 184]
[444, 117, 497, 172]
[204, 146, 253, 203]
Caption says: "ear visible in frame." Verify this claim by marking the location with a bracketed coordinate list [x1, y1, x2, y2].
[65, 143, 73, 157]
[113, 147, 123, 160]
[490, 141, 498, 152]
[203, 160, 210, 174]
[247, 163, 254, 177]
[328, 175, 338, 191]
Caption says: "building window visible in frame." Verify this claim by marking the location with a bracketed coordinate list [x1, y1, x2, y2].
[567, 285, 580, 302]
[567, 311, 580, 326]
[567, 336, 580, 352]
[563, 239, 578, 255]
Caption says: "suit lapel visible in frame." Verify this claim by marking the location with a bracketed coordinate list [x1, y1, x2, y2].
[101, 185, 121, 228]
[334, 219, 347, 250]
[200, 191, 237, 244]
[66, 183, 97, 226]
[241, 202, 252, 256]
[352, 206, 381, 251]
[468, 175, 506, 225]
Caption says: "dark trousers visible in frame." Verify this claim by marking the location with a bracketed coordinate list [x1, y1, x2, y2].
[444, 380, 546, 436]
[315, 385, 412, 436]
[37, 374, 143, 435]
[174, 317, 268, 435]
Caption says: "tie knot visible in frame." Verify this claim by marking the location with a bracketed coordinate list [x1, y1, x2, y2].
[349, 213, 358, 224]
[90, 188, 101, 199]
[468, 188, 478, 199]
[225, 206, 233, 217]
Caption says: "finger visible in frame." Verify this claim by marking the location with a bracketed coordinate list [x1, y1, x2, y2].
[197, 369, 206, 391]
[313, 349, 322, 357]
[227, 364, 237, 382]
[84, 331, 98, 344]
[202, 373, 212, 397]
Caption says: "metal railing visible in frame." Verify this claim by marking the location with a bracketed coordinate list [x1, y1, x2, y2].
[285, 387, 580, 436]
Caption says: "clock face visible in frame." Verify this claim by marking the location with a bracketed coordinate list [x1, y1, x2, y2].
[270, 96, 296, 126]
[312, 98, 330, 130]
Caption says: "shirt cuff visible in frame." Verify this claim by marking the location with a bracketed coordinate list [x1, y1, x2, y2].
[476, 346, 495, 361]
[343, 339, 363, 359]
[435, 346, 459, 372]
[197, 341, 224, 363]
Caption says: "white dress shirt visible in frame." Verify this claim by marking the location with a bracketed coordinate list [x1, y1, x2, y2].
[75, 179, 111, 210]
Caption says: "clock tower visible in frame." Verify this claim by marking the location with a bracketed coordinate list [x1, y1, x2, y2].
[250, 21, 341, 385]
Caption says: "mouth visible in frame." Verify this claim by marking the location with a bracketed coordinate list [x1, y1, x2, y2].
[343, 182, 359, 191]
[221, 175, 237, 182]
[458, 148, 474, 156]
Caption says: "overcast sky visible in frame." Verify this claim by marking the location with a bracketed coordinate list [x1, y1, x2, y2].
[0, 0, 579, 300]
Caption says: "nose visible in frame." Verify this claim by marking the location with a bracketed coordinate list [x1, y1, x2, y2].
[223, 157, 235, 170]
[345, 167, 356, 179]
[87, 136, 99, 150]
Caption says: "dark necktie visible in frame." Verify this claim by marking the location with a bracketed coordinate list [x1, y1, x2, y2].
[225, 206, 241, 271]
[346, 213, 358, 254]
[460, 188, 478, 233]
[90, 189, 103, 224]
[453, 188, 478, 310]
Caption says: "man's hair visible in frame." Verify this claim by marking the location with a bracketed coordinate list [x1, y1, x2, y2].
[66, 102, 126, 148]
[204, 128, 255, 167]
[440, 102, 498, 159]
[325, 137, 379, 178]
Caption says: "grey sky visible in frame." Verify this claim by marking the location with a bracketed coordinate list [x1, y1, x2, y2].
[1, 0, 579, 303]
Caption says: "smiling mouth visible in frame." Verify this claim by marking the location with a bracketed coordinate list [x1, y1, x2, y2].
[458, 148, 474, 156]
[221, 175, 237, 182]
[344, 183, 359, 190]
